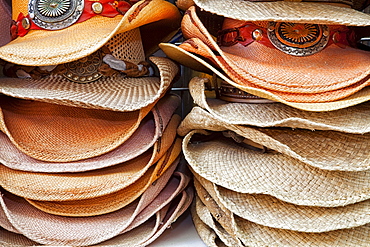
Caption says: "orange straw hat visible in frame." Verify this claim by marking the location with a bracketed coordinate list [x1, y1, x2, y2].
[161, 2, 370, 107]
[0, 0, 181, 66]
[0, 0, 11, 47]
[0, 112, 179, 201]
[0, 170, 192, 246]
[0, 94, 180, 172]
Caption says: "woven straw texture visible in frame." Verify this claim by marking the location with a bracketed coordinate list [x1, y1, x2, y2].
[0, 56, 179, 112]
[0, 0, 11, 47]
[160, 43, 370, 111]
[179, 106, 370, 171]
[186, 78, 370, 133]
[214, 183, 370, 233]
[0, 170, 192, 246]
[0, 0, 181, 66]
[0, 94, 180, 173]
[193, 0, 370, 26]
[0, 116, 178, 201]
[193, 188, 370, 247]
[178, 7, 370, 103]
[0, 95, 154, 162]
[26, 138, 182, 216]
[183, 130, 370, 207]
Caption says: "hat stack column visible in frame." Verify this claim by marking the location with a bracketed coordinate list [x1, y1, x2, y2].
[161, 0, 370, 246]
[0, 0, 195, 246]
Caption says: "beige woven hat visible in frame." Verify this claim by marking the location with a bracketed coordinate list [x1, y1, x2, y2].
[0, 113, 179, 201]
[185, 77, 370, 133]
[26, 138, 182, 216]
[0, 94, 180, 173]
[193, 186, 370, 247]
[179, 106, 370, 171]
[0, 0, 181, 66]
[0, 170, 192, 246]
[0, 0, 11, 47]
[183, 129, 370, 207]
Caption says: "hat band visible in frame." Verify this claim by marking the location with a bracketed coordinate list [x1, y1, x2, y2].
[10, 0, 139, 40]
[218, 22, 355, 56]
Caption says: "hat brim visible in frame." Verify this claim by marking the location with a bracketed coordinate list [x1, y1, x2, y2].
[160, 42, 370, 111]
[194, 0, 370, 26]
[0, 0, 181, 66]
[183, 129, 370, 207]
[0, 94, 180, 173]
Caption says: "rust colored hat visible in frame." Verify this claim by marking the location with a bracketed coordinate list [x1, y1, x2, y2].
[0, 0, 181, 66]
[0, 112, 179, 201]
[0, 0, 11, 47]
[0, 94, 180, 172]
[160, 3, 370, 108]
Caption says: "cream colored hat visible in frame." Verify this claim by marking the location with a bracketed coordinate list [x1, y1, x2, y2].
[179, 106, 370, 171]
[0, 170, 192, 246]
[184, 77, 370, 133]
[193, 185, 370, 247]
[0, 94, 180, 172]
[0, 0, 181, 66]
[0, 113, 179, 201]
[183, 129, 370, 207]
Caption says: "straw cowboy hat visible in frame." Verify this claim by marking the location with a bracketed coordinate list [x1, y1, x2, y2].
[186, 77, 370, 133]
[0, 0, 181, 66]
[194, 169, 370, 233]
[179, 106, 370, 171]
[0, 94, 180, 172]
[182, 129, 370, 207]
[193, 187, 370, 247]
[0, 170, 192, 246]
[0, 113, 179, 201]
[26, 137, 183, 216]
[0, 0, 11, 47]
[160, 0, 370, 109]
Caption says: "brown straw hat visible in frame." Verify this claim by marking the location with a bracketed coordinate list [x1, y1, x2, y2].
[0, 94, 180, 173]
[0, 0, 11, 47]
[193, 186, 370, 247]
[0, 0, 181, 66]
[179, 106, 370, 171]
[184, 77, 370, 133]
[160, 3, 370, 108]
[0, 93, 158, 162]
[0, 113, 179, 201]
[182, 129, 370, 207]
[26, 137, 183, 216]
[0, 55, 179, 112]
[0, 170, 192, 246]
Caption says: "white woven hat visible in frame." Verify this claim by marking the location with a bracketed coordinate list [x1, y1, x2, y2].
[183, 129, 370, 207]
[178, 106, 370, 171]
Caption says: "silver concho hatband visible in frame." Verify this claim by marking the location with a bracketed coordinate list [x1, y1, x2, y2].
[28, 0, 84, 30]
[267, 22, 329, 56]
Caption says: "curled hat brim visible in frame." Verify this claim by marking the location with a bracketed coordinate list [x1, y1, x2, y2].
[0, 0, 181, 66]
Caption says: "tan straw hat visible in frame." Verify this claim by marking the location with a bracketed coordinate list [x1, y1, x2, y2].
[0, 170, 192, 246]
[0, 0, 181, 66]
[0, 0, 11, 47]
[0, 94, 180, 172]
[0, 92, 162, 162]
[182, 129, 370, 207]
[0, 55, 179, 112]
[160, 3, 370, 107]
[26, 137, 183, 216]
[185, 77, 370, 133]
[179, 106, 370, 171]
[193, 186, 370, 247]
[0, 113, 179, 201]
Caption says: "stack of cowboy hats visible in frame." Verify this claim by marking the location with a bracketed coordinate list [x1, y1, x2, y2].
[160, 0, 370, 246]
[0, 0, 194, 246]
